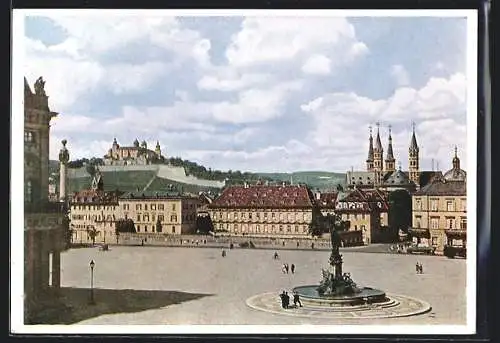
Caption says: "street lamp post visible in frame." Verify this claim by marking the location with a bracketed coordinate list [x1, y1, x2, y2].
[89, 260, 95, 304]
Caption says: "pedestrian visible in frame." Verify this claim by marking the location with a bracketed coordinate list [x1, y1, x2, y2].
[222, 248, 226, 257]
[274, 251, 279, 260]
[415, 262, 420, 274]
[293, 291, 302, 307]
[296, 241, 300, 248]
[419, 262, 424, 274]
[282, 264, 287, 274]
[284, 291, 290, 308]
[141, 239, 144, 246]
[291, 263, 295, 274]
[311, 242, 315, 249]
[285, 263, 289, 274]
[279, 291, 286, 309]
[282, 240, 285, 246]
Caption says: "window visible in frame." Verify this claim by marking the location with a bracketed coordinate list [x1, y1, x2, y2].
[234, 213, 238, 219]
[158, 204, 164, 210]
[461, 199, 467, 212]
[430, 199, 438, 211]
[158, 214, 164, 222]
[272, 213, 275, 218]
[172, 204, 176, 211]
[256, 225, 260, 233]
[144, 204, 148, 211]
[415, 215, 422, 228]
[152, 214, 156, 222]
[295, 225, 299, 233]
[143, 214, 149, 222]
[287, 225, 291, 232]
[122, 204, 127, 210]
[145, 226, 148, 232]
[430, 217, 439, 229]
[137, 214, 141, 222]
[24, 131, 34, 143]
[171, 215, 177, 222]
[362, 213, 365, 220]
[137, 225, 141, 232]
[172, 226, 176, 233]
[256, 213, 260, 219]
[446, 200, 454, 212]
[151, 204, 156, 210]
[264, 213, 268, 219]
[447, 218, 455, 229]
[25, 180, 32, 203]
[234, 224, 238, 233]
[460, 218, 467, 230]
[136, 204, 142, 211]
[249, 213, 252, 219]
[279, 225, 283, 232]
[415, 199, 422, 210]
[431, 237, 438, 246]
[242, 213, 246, 219]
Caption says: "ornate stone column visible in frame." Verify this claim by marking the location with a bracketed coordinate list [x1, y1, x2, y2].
[58, 140, 70, 202]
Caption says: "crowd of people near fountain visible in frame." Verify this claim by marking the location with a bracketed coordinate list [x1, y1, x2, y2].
[279, 290, 302, 309]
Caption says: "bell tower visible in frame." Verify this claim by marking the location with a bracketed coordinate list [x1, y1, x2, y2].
[385, 125, 396, 173]
[366, 125, 374, 171]
[373, 122, 384, 185]
[408, 122, 420, 187]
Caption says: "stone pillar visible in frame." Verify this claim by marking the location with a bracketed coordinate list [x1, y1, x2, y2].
[58, 140, 70, 202]
[51, 251, 61, 288]
[40, 250, 50, 290]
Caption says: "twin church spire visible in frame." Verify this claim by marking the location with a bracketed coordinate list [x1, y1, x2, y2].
[366, 122, 420, 185]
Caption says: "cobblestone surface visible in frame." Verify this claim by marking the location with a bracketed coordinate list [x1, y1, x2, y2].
[60, 246, 467, 325]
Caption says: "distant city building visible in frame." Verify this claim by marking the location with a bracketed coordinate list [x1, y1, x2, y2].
[208, 184, 316, 237]
[69, 169, 123, 244]
[119, 191, 200, 235]
[313, 190, 338, 217]
[346, 122, 441, 192]
[24, 76, 68, 322]
[410, 147, 467, 255]
[103, 138, 164, 165]
[334, 188, 390, 244]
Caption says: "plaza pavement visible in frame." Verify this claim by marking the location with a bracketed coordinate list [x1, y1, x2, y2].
[58, 245, 467, 326]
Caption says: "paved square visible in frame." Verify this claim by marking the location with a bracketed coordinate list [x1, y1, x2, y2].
[59, 246, 467, 325]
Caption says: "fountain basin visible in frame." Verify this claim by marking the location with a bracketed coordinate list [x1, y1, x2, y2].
[293, 285, 387, 307]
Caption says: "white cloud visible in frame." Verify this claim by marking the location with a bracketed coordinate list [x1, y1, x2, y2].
[197, 72, 271, 91]
[212, 80, 303, 124]
[225, 17, 366, 68]
[301, 54, 331, 75]
[390, 64, 410, 86]
[301, 73, 467, 171]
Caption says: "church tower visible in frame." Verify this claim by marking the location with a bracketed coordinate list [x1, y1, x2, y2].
[408, 122, 420, 187]
[385, 125, 396, 173]
[155, 141, 162, 158]
[373, 122, 384, 185]
[366, 126, 374, 171]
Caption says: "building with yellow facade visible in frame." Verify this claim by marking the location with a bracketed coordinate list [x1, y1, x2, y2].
[335, 188, 390, 244]
[410, 148, 467, 255]
[118, 191, 200, 235]
[208, 184, 316, 237]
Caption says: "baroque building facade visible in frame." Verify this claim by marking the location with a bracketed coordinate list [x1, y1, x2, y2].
[24, 77, 68, 322]
[334, 188, 390, 244]
[103, 138, 164, 165]
[410, 148, 467, 255]
[207, 184, 316, 237]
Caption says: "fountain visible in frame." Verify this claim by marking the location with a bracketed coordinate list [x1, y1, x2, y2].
[293, 227, 387, 307]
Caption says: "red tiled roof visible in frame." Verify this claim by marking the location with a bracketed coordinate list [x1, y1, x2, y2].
[209, 185, 314, 209]
[71, 189, 122, 204]
[336, 188, 389, 212]
[315, 192, 338, 208]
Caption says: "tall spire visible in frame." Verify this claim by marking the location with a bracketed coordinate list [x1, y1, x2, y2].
[375, 122, 383, 151]
[366, 125, 374, 161]
[410, 121, 419, 152]
[386, 125, 395, 160]
[452, 145, 460, 170]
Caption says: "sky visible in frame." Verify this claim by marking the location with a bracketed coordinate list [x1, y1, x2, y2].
[21, 11, 471, 173]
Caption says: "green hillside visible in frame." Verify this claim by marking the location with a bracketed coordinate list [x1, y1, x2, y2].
[256, 171, 346, 190]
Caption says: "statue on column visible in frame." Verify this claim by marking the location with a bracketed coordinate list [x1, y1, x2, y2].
[34, 76, 46, 96]
[58, 139, 70, 164]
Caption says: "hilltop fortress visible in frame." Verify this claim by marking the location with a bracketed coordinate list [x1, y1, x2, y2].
[104, 138, 164, 165]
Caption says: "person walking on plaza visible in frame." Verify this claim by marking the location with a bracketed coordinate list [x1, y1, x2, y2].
[293, 291, 302, 307]
[419, 262, 424, 274]
[279, 291, 286, 309]
[291, 263, 295, 274]
[274, 251, 279, 260]
[415, 262, 420, 274]
[285, 263, 289, 274]
[284, 291, 290, 308]
[222, 248, 226, 257]
[282, 264, 287, 274]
